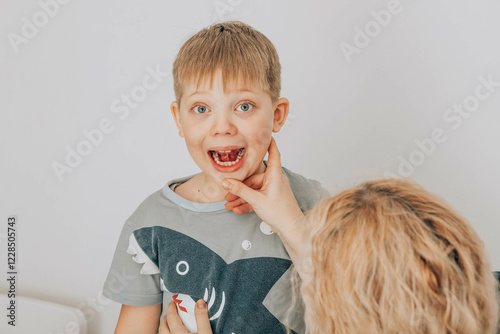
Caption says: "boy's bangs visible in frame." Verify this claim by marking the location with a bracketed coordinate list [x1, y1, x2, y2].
[180, 63, 269, 97]
[176, 24, 273, 99]
[173, 21, 281, 105]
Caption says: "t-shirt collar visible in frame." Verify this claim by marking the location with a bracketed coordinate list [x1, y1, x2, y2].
[161, 173, 227, 212]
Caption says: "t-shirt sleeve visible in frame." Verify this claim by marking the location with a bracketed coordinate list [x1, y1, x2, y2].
[102, 219, 163, 306]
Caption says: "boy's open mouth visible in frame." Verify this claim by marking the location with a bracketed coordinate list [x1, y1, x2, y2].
[208, 148, 245, 167]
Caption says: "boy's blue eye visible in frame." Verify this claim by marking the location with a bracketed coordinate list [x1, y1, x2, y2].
[237, 103, 254, 112]
[193, 105, 209, 114]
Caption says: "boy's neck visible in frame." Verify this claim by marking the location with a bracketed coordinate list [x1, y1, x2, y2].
[174, 161, 267, 204]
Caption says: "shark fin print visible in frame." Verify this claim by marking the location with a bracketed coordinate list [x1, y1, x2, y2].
[128, 227, 298, 333]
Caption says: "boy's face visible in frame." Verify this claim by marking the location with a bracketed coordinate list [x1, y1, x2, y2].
[171, 69, 289, 185]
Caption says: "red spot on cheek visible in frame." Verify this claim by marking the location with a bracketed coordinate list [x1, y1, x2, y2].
[172, 294, 188, 313]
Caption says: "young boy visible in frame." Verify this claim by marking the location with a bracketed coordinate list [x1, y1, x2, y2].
[102, 20, 329, 333]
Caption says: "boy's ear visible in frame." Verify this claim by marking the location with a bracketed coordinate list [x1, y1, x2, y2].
[272, 97, 290, 133]
[170, 101, 184, 138]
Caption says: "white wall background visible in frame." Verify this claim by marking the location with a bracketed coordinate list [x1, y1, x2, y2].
[1, 0, 499, 332]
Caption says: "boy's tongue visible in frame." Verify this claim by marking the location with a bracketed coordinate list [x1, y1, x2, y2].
[218, 149, 239, 162]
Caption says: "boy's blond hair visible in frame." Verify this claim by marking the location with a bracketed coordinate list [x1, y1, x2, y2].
[300, 178, 499, 334]
[172, 21, 281, 108]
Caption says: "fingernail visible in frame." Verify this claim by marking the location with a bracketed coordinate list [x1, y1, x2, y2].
[197, 299, 207, 309]
[221, 180, 232, 190]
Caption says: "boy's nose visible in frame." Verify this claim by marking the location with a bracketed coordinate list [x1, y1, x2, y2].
[210, 113, 237, 136]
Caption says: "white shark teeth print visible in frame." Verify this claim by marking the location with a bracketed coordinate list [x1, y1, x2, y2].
[127, 233, 160, 275]
[160, 278, 169, 292]
[203, 287, 226, 321]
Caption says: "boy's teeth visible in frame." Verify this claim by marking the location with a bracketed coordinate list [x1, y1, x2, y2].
[211, 148, 245, 167]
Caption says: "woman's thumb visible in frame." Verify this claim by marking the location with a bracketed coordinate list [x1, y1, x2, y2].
[221, 178, 257, 203]
[194, 299, 212, 333]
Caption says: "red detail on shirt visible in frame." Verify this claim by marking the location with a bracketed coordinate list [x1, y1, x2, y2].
[172, 294, 187, 313]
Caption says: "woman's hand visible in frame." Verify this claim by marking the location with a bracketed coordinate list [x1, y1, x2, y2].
[158, 300, 212, 334]
[221, 137, 306, 265]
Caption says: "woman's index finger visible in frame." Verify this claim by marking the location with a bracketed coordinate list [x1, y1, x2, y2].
[266, 137, 282, 174]
[165, 301, 189, 332]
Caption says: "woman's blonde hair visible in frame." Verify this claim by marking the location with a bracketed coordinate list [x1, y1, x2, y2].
[172, 20, 281, 108]
[300, 178, 499, 334]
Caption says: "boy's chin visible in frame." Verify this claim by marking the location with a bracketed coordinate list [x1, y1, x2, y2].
[209, 161, 264, 182]
[208, 168, 247, 184]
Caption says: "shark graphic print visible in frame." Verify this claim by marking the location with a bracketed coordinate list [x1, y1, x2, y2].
[127, 226, 297, 334]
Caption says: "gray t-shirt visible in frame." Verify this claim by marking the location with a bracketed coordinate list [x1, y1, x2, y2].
[102, 162, 329, 333]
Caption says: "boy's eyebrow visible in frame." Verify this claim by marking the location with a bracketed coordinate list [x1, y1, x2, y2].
[188, 88, 257, 97]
